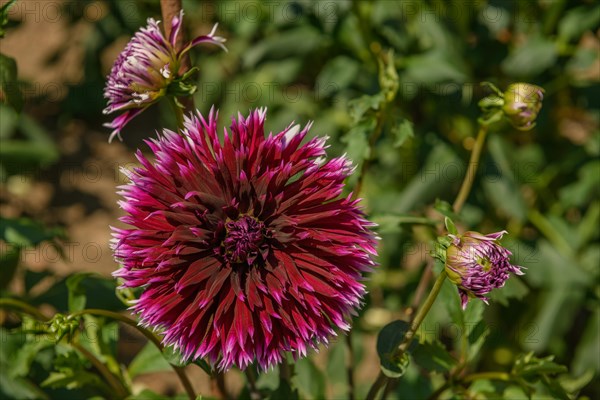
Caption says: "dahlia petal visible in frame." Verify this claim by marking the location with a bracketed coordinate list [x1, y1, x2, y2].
[104, 108, 144, 142]
[168, 10, 184, 48]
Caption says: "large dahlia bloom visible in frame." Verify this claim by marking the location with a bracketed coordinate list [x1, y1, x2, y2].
[445, 231, 523, 309]
[103, 11, 226, 142]
[112, 108, 377, 370]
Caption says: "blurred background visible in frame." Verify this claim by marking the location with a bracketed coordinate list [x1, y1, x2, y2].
[1, 0, 598, 399]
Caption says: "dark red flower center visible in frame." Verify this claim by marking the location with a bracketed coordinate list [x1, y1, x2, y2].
[223, 216, 266, 265]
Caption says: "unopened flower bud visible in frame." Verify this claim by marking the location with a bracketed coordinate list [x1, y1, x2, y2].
[502, 83, 544, 131]
[445, 231, 523, 309]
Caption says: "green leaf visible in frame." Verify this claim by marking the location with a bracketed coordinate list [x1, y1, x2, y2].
[485, 135, 528, 221]
[342, 119, 374, 185]
[391, 145, 462, 214]
[125, 389, 167, 400]
[467, 321, 490, 363]
[404, 51, 468, 84]
[391, 119, 414, 148]
[11, 339, 55, 379]
[24, 269, 53, 293]
[125, 389, 187, 400]
[488, 276, 530, 306]
[162, 345, 214, 375]
[572, 307, 600, 375]
[268, 379, 299, 400]
[0, 245, 19, 289]
[0, 0, 17, 37]
[348, 93, 384, 123]
[444, 217, 458, 235]
[559, 369, 595, 394]
[512, 352, 568, 378]
[293, 357, 326, 400]
[66, 272, 96, 312]
[411, 339, 457, 372]
[434, 199, 458, 221]
[558, 5, 600, 43]
[325, 339, 347, 397]
[0, 141, 60, 176]
[0, 371, 48, 400]
[501, 36, 557, 77]
[0, 53, 23, 112]
[542, 376, 571, 400]
[41, 345, 113, 396]
[128, 343, 172, 378]
[316, 56, 360, 97]
[0, 218, 63, 248]
[63, 273, 123, 314]
[376, 320, 411, 377]
[243, 26, 323, 68]
[558, 161, 600, 208]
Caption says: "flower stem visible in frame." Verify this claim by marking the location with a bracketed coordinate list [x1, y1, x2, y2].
[462, 371, 511, 383]
[399, 270, 447, 353]
[352, 105, 387, 201]
[214, 372, 230, 400]
[71, 341, 130, 399]
[346, 333, 356, 400]
[366, 373, 388, 400]
[160, 0, 194, 111]
[169, 96, 186, 130]
[0, 298, 49, 321]
[452, 124, 489, 213]
[70, 309, 197, 400]
[244, 368, 261, 400]
[366, 271, 448, 400]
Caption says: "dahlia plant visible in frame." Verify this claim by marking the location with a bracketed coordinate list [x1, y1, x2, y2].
[4, 2, 576, 399]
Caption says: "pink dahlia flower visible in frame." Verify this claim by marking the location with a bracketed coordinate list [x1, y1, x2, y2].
[103, 11, 226, 142]
[112, 108, 377, 370]
[445, 231, 523, 309]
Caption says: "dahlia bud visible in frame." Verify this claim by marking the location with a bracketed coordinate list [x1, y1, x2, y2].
[445, 231, 523, 309]
[502, 83, 544, 131]
[103, 10, 226, 142]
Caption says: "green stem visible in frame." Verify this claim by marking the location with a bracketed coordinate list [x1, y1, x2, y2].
[71, 341, 130, 399]
[352, 107, 387, 200]
[169, 97, 186, 130]
[528, 209, 574, 257]
[367, 271, 448, 400]
[397, 216, 438, 226]
[215, 372, 230, 400]
[244, 368, 261, 400]
[452, 125, 489, 213]
[462, 371, 511, 383]
[366, 373, 388, 400]
[70, 309, 197, 400]
[427, 381, 452, 400]
[346, 333, 356, 400]
[0, 298, 49, 321]
[71, 309, 161, 348]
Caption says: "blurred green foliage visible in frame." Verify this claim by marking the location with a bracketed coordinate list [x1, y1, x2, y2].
[0, 0, 598, 399]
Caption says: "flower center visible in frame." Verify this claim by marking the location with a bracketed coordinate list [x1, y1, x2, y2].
[477, 256, 492, 272]
[223, 216, 266, 265]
